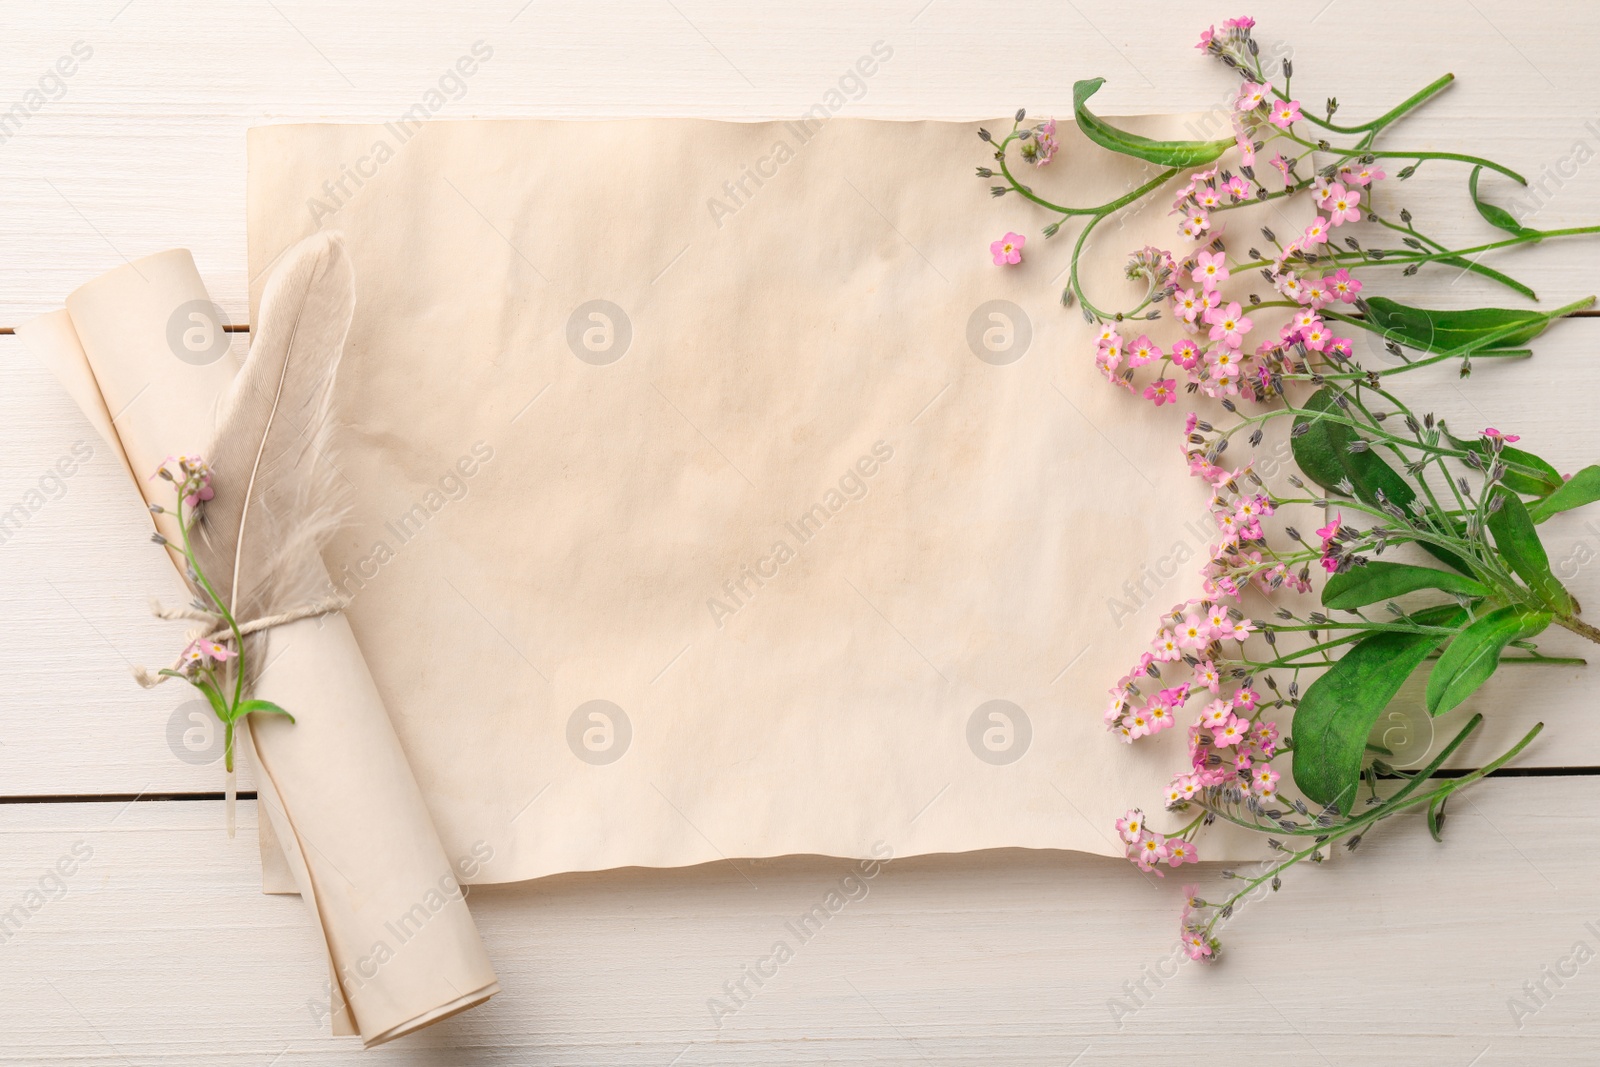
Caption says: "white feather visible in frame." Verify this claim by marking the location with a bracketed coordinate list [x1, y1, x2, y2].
[192, 231, 356, 679]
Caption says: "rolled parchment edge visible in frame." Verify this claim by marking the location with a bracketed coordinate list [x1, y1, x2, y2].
[18, 242, 499, 1045]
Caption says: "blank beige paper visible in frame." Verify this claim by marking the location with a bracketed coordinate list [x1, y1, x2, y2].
[247, 115, 1249, 884]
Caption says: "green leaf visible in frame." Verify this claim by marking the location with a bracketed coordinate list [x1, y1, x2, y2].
[1292, 388, 1474, 575]
[1291, 605, 1466, 814]
[1446, 431, 1562, 497]
[1529, 466, 1600, 523]
[1289, 387, 1350, 490]
[1322, 560, 1489, 610]
[1425, 606, 1552, 716]
[1427, 793, 1449, 842]
[1487, 488, 1575, 613]
[233, 698, 296, 725]
[1072, 78, 1233, 167]
[1469, 166, 1540, 239]
[190, 678, 230, 724]
[1434, 254, 1537, 301]
[1364, 296, 1554, 356]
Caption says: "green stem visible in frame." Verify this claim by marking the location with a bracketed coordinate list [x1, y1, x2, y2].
[1201, 715, 1542, 936]
[1288, 72, 1456, 136]
[174, 494, 247, 773]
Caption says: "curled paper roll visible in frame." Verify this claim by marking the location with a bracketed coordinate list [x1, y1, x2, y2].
[18, 239, 498, 1045]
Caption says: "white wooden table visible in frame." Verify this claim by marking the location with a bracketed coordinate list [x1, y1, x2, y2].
[4, 2, 1599, 1061]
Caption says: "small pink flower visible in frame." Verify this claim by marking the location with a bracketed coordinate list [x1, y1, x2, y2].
[1133, 834, 1169, 873]
[1205, 301, 1253, 348]
[1317, 513, 1343, 571]
[1325, 184, 1362, 226]
[1144, 378, 1178, 407]
[1169, 338, 1201, 369]
[1176, 615, 1209, 649]
[1299, 277, 1330, 307]
[1031, 119, 1059, 167]
[1269, 98, 1302, 129]
[990, 232, 1025, 265]
[1117, 809, 1147, 845]
[1172, 287, 1206, 323]
[1128, 335, 1163, 367]
[1220, 617, 1254, 641]
[1180, 211, 1212, 240]
[1343, 165, 1386, 186]
[1165, 839, 1198, 866]
[182, 637, 235, 668]
[1268, 152, 1293, 183]
[1212, 715, 1247, 748]
[1301, 217, 1330, 247]
[1192, 660, 1221, 693]
[1097, 332, 1125, 370]
[1196, 25, 1216, 50]
[1233, 127, 1256, 168]
[1328, 268, 1363, 303]
[1483, 428, 1521, 443]
[1200, 698, 1233, 728]
[1192, 251, 1229, 290]
[1234, 81, 1270, 112]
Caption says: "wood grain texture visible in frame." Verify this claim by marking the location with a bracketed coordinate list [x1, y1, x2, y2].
[3, 1, 1600, 1060]
[1, 785, 1596, 1064]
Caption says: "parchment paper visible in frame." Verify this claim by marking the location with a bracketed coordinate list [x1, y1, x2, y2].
[245, 114, 1260, 882]
[20, 246, 498, 1046]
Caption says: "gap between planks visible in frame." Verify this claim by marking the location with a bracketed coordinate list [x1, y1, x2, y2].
[6, 766, 1600, 807]
[5, 313, 1600, 335]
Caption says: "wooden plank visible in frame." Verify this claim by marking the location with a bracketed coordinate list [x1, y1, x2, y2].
[2, 2, 1600, 321]
[0, 781, 1595, 1063]
[6, 314, 1600, 796]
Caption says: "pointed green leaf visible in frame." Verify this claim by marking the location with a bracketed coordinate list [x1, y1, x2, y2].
[1487, 488, 1574, 613]
[1425, 606, 1552, 716]
[1291, 605, 1466, 814]
[1292, 388, 1474, 575]
[1072, 78, 1233, 167]
[1446, 432, 1563, 497]
[1322, 560, 1489, 610]
[190, 678, 229, 724]
[1289, 387, 1350, 490]
[234, 698, 296, 725]
[1363, 296, 1554, 356]
[1469, 165, 1540, 239]
[1434, 254, 1537, 300]
[1528, 466, 1600, 523]
[1427, 793, 1449, 842]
